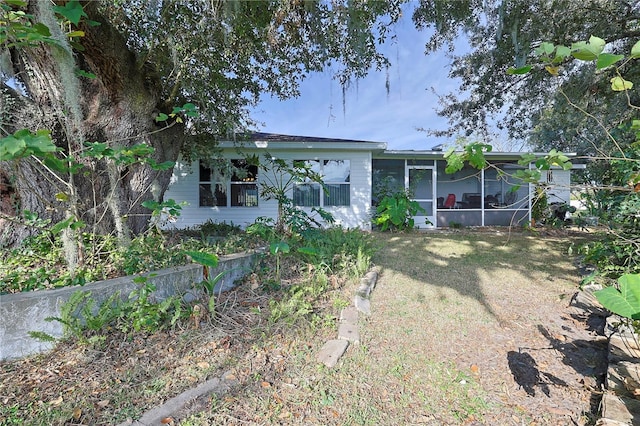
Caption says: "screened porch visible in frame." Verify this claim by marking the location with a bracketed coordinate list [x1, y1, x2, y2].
[372, 157, 531, 228]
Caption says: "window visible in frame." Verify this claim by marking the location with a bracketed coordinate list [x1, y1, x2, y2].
[293, 160, 350, 207]
[199, 159, 258, 207]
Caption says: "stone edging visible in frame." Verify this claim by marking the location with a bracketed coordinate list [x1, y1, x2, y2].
[575, 285, 640, 426]
[117, 370, 239, 426]
[316, 267, 379, 368]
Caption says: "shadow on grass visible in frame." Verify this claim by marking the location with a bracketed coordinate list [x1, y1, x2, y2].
[371, 230, 583, 322]
[507, 349, 568, 397]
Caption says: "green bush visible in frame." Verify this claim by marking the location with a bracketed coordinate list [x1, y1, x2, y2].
[32, 277, 188, 344]
[298, 227, 374, 279]
[579, 154, 640, 279]
[372, 177, 425, 231]
[200, 219, 241, 236]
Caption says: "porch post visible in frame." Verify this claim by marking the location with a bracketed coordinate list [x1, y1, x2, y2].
[481, 168, 485, 227]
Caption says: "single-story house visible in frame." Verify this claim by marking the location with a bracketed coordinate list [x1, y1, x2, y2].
[162, 133, 577, 230]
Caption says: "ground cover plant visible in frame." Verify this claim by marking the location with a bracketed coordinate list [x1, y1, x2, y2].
[1, 229, 606, 425]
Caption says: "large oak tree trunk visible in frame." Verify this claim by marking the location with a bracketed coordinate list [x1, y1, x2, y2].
[0, 2, 185, 247]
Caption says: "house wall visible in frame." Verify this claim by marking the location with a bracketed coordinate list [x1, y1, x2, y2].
[162, 149, 373, 230]
[541, 169, 571, 205]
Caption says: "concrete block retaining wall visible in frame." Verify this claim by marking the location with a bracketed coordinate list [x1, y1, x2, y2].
[0, 251, 257, 361]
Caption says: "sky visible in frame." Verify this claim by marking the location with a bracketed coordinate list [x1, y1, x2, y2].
[251, 13, 463, 151]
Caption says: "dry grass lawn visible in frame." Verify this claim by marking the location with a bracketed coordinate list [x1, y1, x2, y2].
[1, 229, 604, 426]
[181, 229, 604, 425]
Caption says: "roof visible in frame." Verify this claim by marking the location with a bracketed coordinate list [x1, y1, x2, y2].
[379, 149, 578, 161]
[219, 133, 580, 165]
[237, 132, 386, 145]
[219, 132, 388, 151]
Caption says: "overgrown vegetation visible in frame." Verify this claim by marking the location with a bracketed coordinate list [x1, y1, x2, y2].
[1, 212, 375, 424]
[177, 231, 592, 425]
[578, 148, 640, 278]
[0, 222, 262, 295]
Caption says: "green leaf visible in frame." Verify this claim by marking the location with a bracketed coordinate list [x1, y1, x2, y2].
[631, 40, 640, 59]
[155, 113, 169, 122]
[444, 149, 464, 174]
[270, 241, 290, 255]
[297, 247, 319, 256]
[596, 53, 624, 69]
[133, 275, 148, 285]
[534, 42, 555, 56]
[589, 35, 606, 51]
[53, 1, 87, 25]
[141, 200, 159, 210]
[595, 274, 640, 319]
[611, 76, 633, 91]
[147, 159, 175, 170]
[42, 154, 70, 173]
[0, 135, 26, 160]
[74, 69, 96, 79]
[70, 220, 86, 230]
[518, 153, 537, 165]
[506, 65, 531, 75]
[82, 141, 111, 158]
[33, 23, 51, 36]
[571, 36, 606, 61]
[553, 45, 571, 63]
[55, 192, 69, 202]
[51, 217, 75, 234]
[185, 250, 219, 268]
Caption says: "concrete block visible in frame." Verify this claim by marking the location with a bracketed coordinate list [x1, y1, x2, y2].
[607, 361, 640, 397]
[338, 322, 360, 344]
[596, 419, 636, 426]
[601, 392, 640, 425]
[609, 334, 640, 363]
[119, 370, 238, 426]
[317, 339, 349, 368]
[356, 270, 378, 298]
[340, 306, 358, 324]
[354, 295, 370, 315]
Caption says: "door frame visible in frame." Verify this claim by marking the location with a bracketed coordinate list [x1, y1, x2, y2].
[406, 165, 436, 228]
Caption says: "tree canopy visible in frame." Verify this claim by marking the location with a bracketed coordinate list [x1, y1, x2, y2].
[99, 0, 404, 158]
[412, 0, 640, 155]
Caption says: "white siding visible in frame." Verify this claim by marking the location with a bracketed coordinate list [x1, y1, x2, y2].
[540, 169, 571, 205]
[162, 149, 373, 231]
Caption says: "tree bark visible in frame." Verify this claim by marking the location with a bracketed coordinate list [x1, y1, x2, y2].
[0, 2, 186, 247]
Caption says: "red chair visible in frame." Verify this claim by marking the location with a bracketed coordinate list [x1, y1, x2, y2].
[443, 193, 456, 209]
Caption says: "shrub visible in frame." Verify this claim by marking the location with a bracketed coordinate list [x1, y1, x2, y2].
[372, 177, 425, 231]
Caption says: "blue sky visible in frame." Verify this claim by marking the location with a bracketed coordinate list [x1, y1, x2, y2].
[251, 14, 463, 151]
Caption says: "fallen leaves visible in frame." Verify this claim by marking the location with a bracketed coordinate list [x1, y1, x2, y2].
[49, 395, 63, 406]
[72, 407, 82, 420]
[96, 399, 110, 408]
